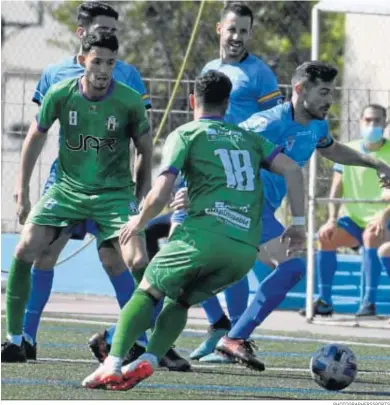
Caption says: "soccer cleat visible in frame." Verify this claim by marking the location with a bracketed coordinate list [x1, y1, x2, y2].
[108, 360, 154, 391]
[199, 351, 236, 364]
[1, 341, 27, 363]
[189, 328, 229, 360]
[299, 298, 334, 317]
[23, 338, 37, 360]
[82, 364, 122, 389]
[216, 336, 265, 372]
[88, 330, 145, 365]
[159, 347, 191, 371]
[356, 303, 376, 317]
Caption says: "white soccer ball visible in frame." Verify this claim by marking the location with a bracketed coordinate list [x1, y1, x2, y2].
[310, 344, 358, 391]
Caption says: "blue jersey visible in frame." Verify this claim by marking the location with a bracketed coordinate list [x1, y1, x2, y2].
[32, 56, 151, 108]
[201, 53, 282, 125]
[240, 102, 334, 210]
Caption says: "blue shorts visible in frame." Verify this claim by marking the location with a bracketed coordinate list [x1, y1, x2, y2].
[259, 200, 285, 245]
[145, 212, 172, 229]
[337, 216, 390, 248]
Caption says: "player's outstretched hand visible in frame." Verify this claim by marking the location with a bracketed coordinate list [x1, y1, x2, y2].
[14, 189, 31, 225]
[280, 224, 306, 257]
[376, 161, 390, 188]
[119, 215, 143, 245]
[170, 187, 189, 211]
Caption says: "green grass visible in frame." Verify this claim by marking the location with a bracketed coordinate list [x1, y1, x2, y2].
[1, 316, 389, 400]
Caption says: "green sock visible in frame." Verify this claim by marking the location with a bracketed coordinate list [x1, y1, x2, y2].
[110, 289, 155, 358]
[6, 257, 33, 335]
[132, 267, 146, 286]
[147, 299, 188, 360]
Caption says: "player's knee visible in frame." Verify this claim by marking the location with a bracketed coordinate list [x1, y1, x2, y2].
[131, 255, 149, 271]
[378, 242, 390, 257]
[15, 229, 43, 262]
[34, 251, 59, 269]
[98, 246, 128, 277]
[362, 228, 381, 247]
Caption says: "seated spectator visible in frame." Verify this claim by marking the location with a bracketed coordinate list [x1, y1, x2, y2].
[305, 104, 390, 317]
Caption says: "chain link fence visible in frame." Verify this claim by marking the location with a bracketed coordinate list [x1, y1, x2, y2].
[2, 1, 390, 234]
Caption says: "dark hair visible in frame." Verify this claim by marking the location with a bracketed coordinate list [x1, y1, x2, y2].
[292, 61, 338, 87]
[361, 104, 387, 120]
[77, 2, 119, 28]
[194, 70, 232, 108]
[221, 2, 253, 26]
[81, 32, 119, 54]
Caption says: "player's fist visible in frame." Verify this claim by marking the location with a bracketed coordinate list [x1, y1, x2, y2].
[280, 224, 306, 257]
[170, 187, 189, 211]
[119, 215, 144, 245]
[318, 219, 338, 245]
[14, 188, 31, 225]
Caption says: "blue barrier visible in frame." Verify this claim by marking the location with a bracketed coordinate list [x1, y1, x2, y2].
[2, 234, 389, 314]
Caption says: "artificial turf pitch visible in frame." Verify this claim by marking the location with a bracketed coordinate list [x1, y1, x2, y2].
[1, 314, 389, 400]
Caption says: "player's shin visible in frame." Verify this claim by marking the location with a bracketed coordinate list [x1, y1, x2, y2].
[361, 248, 382, 305]
[317, 251, 337, 305]
[110, 289, 157, 358]
[146, 298, 188, 360]
[6, 258, 33, 342]
[225, 276, 249, 327]
[228, 258, 305, 339]
[23, 267, 54, 344]
[379, 256, 390, 278]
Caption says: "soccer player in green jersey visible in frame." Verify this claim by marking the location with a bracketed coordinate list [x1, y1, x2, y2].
[81, 70, 307, 390]
[1, 32, 153, 362]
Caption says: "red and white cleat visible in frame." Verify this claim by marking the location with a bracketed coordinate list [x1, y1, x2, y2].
[82, 364, 122, 389]
[108, 359, 154, 391]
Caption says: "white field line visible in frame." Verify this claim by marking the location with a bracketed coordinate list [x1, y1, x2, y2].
[28, 357, 390, 375]
[2, 314, 390, 348]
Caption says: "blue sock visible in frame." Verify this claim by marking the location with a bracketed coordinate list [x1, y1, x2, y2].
[317, 251, 337, 305]
[201, 296, 226, 325]
[108, 270, 148, 345]
[362, 248, 382, 305]
[225, 276, 249, 327]
[228, 258, 305, 339]
[109, 270, 135, 308]
[23, 268, 54, 343]
[379, 256, 390, 278]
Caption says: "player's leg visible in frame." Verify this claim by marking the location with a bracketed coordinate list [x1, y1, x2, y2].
[2, 184, 87, 362]
[357, 221, 390, 316]
[378, 239, 390, 278]
[311, 216, 361, 315]
[22, 231, 72, 358]
[82, 228, 256, 389]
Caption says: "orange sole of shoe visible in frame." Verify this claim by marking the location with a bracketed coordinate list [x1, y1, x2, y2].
[107, 361, 154, 391]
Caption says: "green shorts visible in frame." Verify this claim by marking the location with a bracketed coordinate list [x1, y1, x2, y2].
[144, 225, 257, 305]
[26, 182, 138, 246]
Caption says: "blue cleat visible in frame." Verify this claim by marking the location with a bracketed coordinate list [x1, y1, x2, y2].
[189, 328, 229, 360]
[199, 351, 236, 364]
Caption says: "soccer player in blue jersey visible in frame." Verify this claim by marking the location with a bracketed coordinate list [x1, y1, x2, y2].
[209, 61, 390, 370]
[177, 2, 283, 362]
[20, 1, 188, 371]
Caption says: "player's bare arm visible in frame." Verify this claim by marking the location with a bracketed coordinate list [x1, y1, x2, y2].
[133, 130, 153, 202]
[266, 153, 306, 255]
[120, 172, 176, 245]
[15, 124, 49, 224]
[318, 139, 390, 186]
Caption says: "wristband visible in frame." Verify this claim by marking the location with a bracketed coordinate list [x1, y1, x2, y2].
[292, 216, 305, 226]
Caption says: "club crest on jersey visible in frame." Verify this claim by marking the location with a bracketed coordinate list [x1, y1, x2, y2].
[69, 111, 78, 126]
[106, 115, 118, 131]
[286, 136, 295, 151]
[88, 105, 98, 114]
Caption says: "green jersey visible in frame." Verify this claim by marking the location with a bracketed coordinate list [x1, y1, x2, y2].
[340, 139, 390, 227]
[37, 77, 149, 193]
[161, 118, 281, 247]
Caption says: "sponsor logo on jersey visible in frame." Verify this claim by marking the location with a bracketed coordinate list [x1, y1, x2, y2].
[66, 134, 117, 154]
[88, 105, 98, 114]
[205, 202, 251, 230]
[69, 111, 78, 126]
[106, 115, 118, 131]
[286, 136, 295, 151]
